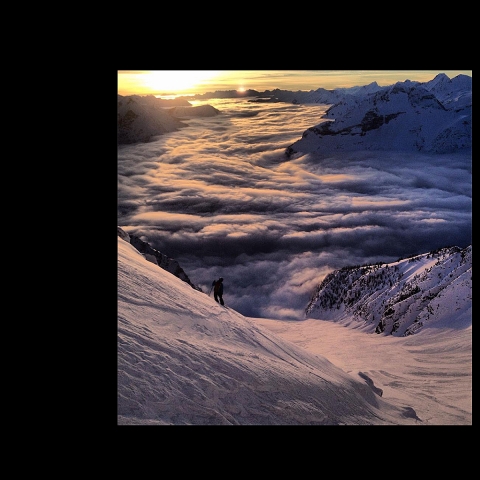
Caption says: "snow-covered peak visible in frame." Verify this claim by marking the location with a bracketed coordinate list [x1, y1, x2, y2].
[117, 94, 186, 144]
[422, 73, 472, 110]
[427, 73, 450, 88]
[285, 74, 471, 155]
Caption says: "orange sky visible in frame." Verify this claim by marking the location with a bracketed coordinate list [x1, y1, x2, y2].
[117, 70, 472, 96]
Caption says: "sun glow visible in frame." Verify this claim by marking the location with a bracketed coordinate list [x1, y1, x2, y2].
[120, 70, 222, 96]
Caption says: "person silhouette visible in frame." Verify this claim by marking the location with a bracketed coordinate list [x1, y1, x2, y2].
[213, 277, 224, 305]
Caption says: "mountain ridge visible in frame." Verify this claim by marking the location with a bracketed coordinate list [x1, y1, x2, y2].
[285, 74, 471, 155]
[305, 245, 472, 336]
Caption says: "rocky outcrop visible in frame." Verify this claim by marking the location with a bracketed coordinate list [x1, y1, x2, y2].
[117, 227, 201, 291]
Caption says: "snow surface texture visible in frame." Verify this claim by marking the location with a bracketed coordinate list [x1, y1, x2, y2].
[117, 236, 471, 425]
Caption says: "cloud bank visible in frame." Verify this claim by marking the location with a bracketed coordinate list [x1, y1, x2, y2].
[118, 98, 472, 319]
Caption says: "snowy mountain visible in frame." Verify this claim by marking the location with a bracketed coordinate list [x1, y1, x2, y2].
[261, 82, 384, 105]
[117, 73, 471, 424]
[305, 245, 472, 336]
[422, 73, 472, 110]
[285, 74, 471, 155]
[117, 94, 187, 144]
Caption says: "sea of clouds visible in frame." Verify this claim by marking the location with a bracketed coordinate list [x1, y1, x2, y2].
[118, 98, 472, 319]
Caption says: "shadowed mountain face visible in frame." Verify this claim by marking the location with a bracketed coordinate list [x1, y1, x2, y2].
[117, 94, 221, 144]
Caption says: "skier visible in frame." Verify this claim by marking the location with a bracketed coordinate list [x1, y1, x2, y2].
[213, 277, 224, 306]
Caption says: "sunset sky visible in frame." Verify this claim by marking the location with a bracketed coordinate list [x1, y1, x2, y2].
[117, 70, 472, 96]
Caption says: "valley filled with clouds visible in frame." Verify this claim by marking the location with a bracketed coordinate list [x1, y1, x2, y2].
[117, 97, 471, 319]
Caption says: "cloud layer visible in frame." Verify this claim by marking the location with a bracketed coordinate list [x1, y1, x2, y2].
[118, 98, 472, 319]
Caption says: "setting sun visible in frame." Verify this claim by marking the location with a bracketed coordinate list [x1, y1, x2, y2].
[118, 70, 222, 96]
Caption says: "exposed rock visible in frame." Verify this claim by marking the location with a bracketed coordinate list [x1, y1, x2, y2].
[117, 227, 201, 291]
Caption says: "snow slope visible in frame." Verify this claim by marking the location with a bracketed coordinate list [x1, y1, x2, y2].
[117, 236, 426, 425]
